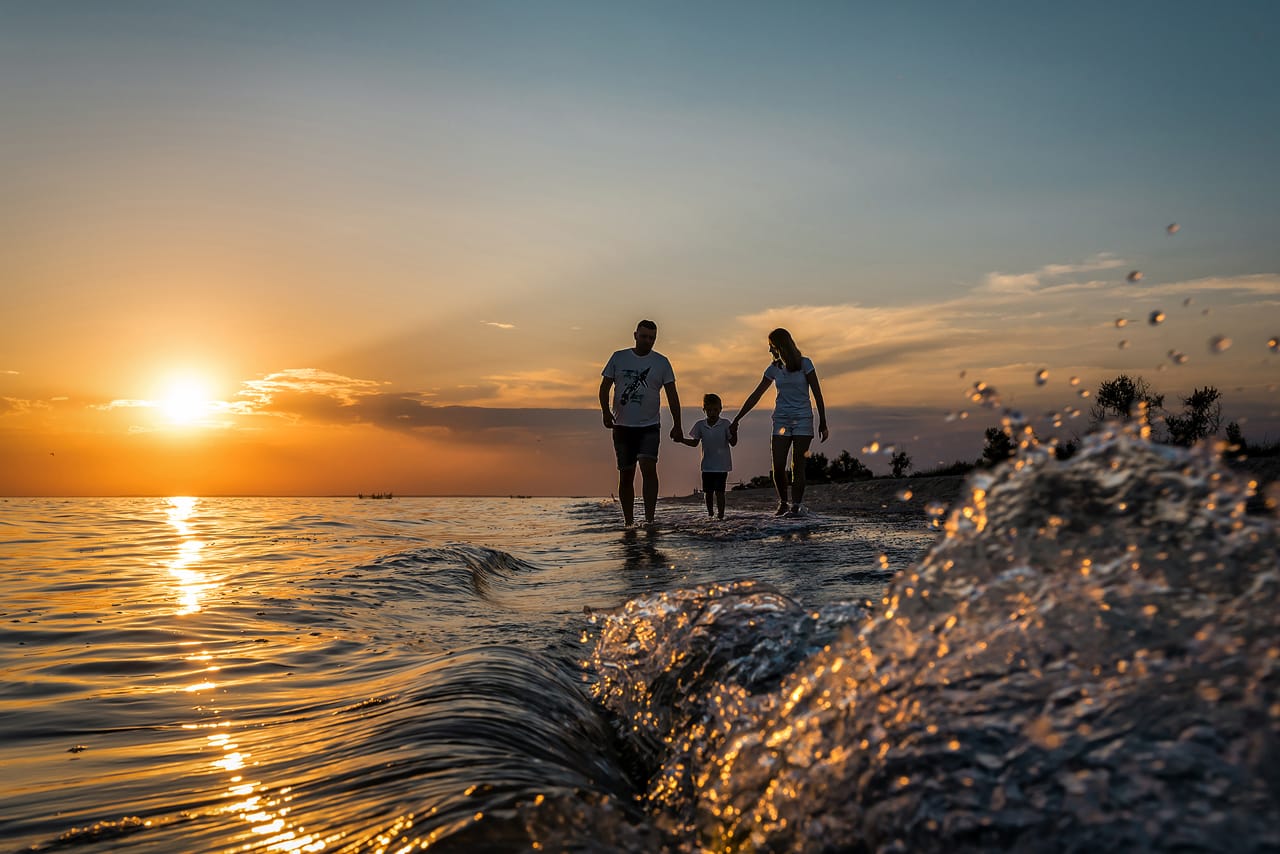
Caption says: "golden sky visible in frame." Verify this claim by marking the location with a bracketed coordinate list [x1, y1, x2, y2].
[3, 4, 1278, 496]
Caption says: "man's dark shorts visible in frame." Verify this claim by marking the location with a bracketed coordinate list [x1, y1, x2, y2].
[613, 425, 661, 470]
[701, 471, 729, 493]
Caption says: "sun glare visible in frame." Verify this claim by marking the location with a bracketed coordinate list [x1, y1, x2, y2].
[160, 377, 215, 425]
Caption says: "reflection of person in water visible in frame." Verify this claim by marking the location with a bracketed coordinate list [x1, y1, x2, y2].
[619, 527, 671, 589]
[599, 319, 684, 528]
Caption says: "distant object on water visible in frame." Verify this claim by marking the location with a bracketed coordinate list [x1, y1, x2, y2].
[358, 492, 394, 499]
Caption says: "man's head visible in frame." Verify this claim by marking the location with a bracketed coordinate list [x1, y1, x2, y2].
[633, 320, 657, 355]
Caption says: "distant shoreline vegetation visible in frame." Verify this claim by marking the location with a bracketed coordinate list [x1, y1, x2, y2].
[732, 374, 1280, 491]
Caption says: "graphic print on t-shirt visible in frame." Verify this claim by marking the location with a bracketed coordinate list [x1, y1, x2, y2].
[619, 367, 650, 407]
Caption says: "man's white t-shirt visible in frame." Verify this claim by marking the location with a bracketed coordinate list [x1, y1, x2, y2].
[764, 356, 815, 419]
[690, 418, 733, 473]
[602, 349, 675, 428]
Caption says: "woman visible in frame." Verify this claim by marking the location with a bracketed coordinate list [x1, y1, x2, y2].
[730, 328, 829, 517]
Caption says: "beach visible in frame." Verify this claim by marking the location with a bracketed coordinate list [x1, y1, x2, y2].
[669, 475, 966, 518]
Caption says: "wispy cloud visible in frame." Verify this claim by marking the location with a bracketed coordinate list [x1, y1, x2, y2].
[238, 369, 387, 408]
[481, 321, 516, 329]
[1, 397, 39, 416]
[982, 252, 1128, 295]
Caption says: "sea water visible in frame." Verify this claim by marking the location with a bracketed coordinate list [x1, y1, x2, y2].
[0, 489, 924, 852]
[2, 429, 1277, 852]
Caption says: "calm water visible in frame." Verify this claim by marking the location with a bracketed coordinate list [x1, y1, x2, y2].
[0, 494, 929, 852]
[4, 432, 1278, 852]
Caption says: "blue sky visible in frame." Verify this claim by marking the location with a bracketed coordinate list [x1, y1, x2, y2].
[3, 2, 1278, 494]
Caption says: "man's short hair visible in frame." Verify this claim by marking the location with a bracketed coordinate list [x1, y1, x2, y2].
[636, 319, 657, 332]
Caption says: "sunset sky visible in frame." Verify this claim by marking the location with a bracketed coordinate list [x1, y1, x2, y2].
[3, 2, 1278, 497]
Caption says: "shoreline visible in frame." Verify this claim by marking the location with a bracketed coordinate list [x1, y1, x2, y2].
[664, 475, 967, 519]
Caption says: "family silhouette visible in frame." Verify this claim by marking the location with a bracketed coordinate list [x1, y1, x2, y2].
[600, 320, 828, 528]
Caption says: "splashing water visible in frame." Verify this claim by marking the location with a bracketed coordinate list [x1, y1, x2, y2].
[1150, 310, 1166, 326]
[581, 429, 1280, 852]
[1209, 335, 1232, 354]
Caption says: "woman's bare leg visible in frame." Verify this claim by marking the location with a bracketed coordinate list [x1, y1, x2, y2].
[790, 436, 814, 507]
[771, 435, 792, 509]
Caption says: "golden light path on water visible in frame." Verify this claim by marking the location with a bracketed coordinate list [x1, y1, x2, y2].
[163, 497, 334, 853]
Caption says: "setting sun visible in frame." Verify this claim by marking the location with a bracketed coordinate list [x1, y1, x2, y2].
[159, 377, 215, 425]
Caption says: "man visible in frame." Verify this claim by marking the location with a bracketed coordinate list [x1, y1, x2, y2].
[599, 319, 684, 527]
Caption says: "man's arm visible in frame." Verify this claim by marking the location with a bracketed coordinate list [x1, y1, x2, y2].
[599, 377, 615, 429]
[664, 381, 683, 440]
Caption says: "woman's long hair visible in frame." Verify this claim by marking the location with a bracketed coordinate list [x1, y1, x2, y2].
[768, 328, 804, 373]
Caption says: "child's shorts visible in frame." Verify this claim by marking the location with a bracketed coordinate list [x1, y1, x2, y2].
[701, 471, 728, 493]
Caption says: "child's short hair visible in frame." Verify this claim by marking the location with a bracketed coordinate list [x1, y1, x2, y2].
[703, 393, 722, 407]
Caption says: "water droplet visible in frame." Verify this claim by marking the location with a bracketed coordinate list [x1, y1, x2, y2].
[1269, 337, 1279, 353]
[1209, 335, 1231, 354]
[1169, 351, 1188, 365]
[1114, 318, 1128, 328]
[897, 489, 913, 501]
[1118, 339, 1130, 349]
[1126, 270, 1143, 283]
[867, 441, 881, 453]
[1183, 297, 1194, 307]
[1149, 310, 1165, 326]
[1035, 369, 1049, 386]
[944, 411, 958, 422]
[1077, 389, 1091, 398]
[1166, 223, 1180, 234]
[1069, 376, 1081, 387]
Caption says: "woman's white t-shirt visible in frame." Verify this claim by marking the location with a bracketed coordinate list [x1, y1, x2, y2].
[764, 357, 815, 419]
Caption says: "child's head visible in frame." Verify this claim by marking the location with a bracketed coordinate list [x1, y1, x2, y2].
[702, 393, 722, 417]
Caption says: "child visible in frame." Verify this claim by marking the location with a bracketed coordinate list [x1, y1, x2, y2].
[680, 393, 737, 519]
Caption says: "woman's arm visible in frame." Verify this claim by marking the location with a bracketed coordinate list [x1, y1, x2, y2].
[731, 376, 772, 428]
[807, 369, 829, 442]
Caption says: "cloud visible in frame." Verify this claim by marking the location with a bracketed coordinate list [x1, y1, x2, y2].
[237, 368, 387, 409]
[982, 252, 1128, 295]
[481, 321, 516, 329]
[1, 397, 37, 416]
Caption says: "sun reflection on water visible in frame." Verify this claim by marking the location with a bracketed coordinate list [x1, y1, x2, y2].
[161, 498, 335, 851]
[164, 497, 213, 615]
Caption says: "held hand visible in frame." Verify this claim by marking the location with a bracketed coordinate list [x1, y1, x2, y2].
[602, 412, 615, 429]
[728, 422, 739, 441]
[818, 421, 829, 443]
[669, 425, 684, 442]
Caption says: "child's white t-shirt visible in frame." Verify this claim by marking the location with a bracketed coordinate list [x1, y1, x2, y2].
[690, 418, 733, 472]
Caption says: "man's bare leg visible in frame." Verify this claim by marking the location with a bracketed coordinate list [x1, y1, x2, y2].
[618, 466, 637, 526]
[638, 457, 659, 524]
